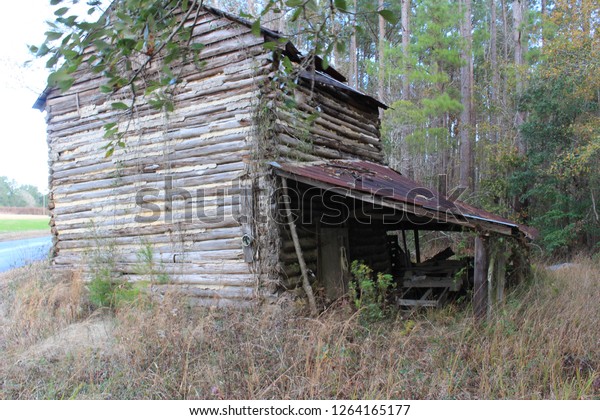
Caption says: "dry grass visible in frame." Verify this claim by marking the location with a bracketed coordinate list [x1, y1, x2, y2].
[0, 259, 598, 400]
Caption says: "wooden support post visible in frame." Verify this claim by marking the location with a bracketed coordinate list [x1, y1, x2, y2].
[281, 178, 318, 316]
[514, 243, 532, 286]
[487, 247, 496, 319]
[496, 245, 507, 305]
[474, 235, 489, 321]
[402, 230, 411, 267]
[414, 230, 421, 264]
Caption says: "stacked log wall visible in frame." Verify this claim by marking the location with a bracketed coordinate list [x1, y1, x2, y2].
[45, 11, 273, 305]
[44, 8, 387, 305]
[272, 84, 384, 163]
[264, 85, 385, 292]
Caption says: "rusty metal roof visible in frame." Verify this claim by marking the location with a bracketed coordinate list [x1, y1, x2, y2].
[271, 160, 536, 240]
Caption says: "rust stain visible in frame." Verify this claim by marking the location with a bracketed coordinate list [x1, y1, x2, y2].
[272, 160, 537, 240]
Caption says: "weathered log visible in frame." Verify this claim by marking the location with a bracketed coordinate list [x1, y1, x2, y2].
[274, 111, 382, 161]
[281, 178, 318, 316]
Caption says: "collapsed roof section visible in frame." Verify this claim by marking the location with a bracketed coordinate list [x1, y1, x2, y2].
[271, 160, 537, 240]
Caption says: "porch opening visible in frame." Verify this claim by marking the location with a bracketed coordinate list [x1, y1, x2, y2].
[271, 160, 535, 318]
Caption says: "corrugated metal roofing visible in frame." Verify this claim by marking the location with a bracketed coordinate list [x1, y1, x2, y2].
[271, 160, 536, 240]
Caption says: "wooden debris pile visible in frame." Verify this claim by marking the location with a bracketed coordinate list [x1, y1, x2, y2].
[393, 247, 472, 309]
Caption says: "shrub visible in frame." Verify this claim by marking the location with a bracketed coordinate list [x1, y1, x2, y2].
[88, 277, 140, 309]
[348, 260, 395, 322]
[85, 231, 140, 309]
[134, 241, 170, 285]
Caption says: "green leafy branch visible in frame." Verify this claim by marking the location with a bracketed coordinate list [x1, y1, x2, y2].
[32, 0, 207, 156]
[251, 0, 397, 70]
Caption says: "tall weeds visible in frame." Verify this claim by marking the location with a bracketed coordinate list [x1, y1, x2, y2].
[0, 259, 598, 399]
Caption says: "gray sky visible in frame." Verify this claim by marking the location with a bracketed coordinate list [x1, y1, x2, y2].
[0, 1, 53, 193]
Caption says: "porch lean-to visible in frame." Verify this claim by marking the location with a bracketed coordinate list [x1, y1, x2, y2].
[271, 160, 536, 317]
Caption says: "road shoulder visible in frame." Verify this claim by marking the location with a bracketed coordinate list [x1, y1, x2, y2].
[0, 230, 51, 243]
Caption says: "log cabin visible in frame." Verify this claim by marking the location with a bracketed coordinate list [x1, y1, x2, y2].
[34, 5, 535, 316]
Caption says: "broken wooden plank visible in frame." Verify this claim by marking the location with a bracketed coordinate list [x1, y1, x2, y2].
[402, 276, 462, 291]
[423, 246, 455, 263]
[398, 299, 439, 308]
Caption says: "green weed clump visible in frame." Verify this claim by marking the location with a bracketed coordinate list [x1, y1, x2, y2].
[86, 238, 169, 309]
[87, 277, 140, 309]
[348, 260, 395, 323]
[85, 238, 138, 309]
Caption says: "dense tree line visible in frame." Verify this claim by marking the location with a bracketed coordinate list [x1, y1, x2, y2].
[36, 0, 599, 255]
[0, 177, 46, 208]
[214, 0, 599, 255]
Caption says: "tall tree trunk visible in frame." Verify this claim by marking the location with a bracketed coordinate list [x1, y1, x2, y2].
[582, 0, 592, 38]
[513, 0, 526, 155]
[513, 0, 524, 98]
[470, 15, 476, 191]
[378, 0, 386, 119]
[349, 0, 358, 88]
[541, 0, 546, 47]
[459, 0, 474, 192]
[278, 10, 286, 34]
[400, 0, 411, 176]
[513, 0, 528, 217]
[333, 18, 339, 68]
[490, 0, 499, 144]
[262, 4, 284, 32]
[402, 0, 411, 101]
[501, 0, 509, 131]
[501, 0, 509, 64]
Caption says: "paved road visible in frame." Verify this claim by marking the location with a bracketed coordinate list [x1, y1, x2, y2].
[0, 236, 52, 273]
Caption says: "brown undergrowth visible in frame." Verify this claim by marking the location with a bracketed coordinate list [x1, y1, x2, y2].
[0, 259, 598, 399]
